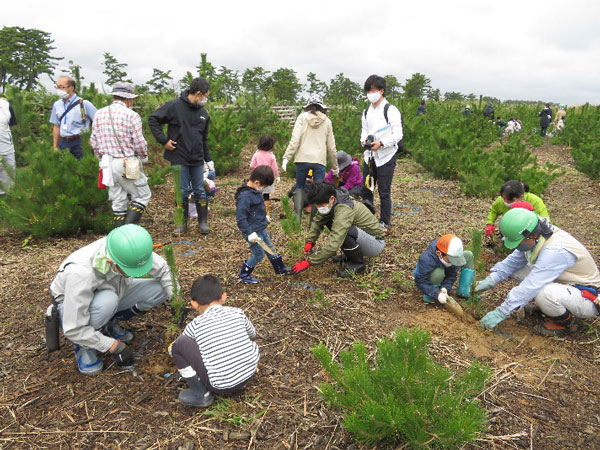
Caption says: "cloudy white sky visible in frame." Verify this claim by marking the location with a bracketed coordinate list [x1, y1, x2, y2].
[4, 0, 600, 104]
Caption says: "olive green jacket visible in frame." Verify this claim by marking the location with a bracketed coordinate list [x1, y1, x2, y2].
[307, 189, 384, 265]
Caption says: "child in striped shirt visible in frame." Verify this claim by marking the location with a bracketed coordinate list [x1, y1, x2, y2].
[169, 275, 259, 407]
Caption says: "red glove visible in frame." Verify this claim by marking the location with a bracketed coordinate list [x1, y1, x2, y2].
[485, 224, 495, 236]
[292, 260, 310, 274]
[303, 242, 313, 256]
[98, 169, 106, 189]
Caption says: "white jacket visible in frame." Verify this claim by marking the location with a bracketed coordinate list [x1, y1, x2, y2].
[283, 111, 338, 169]
[0, 98, 14, 155]
[50, 237, 173, 352]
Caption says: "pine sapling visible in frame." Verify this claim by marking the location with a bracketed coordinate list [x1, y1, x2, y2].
[280, 195, 304, 258]
[171, 165, 184, 230]
[162, 244, 186, 331]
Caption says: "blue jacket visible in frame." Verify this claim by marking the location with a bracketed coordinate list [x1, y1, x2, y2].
[414, 238, 459, 298]
[235, 185, 268, 235]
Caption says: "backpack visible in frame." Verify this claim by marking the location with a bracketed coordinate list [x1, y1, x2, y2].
[363, 102, 405, 155]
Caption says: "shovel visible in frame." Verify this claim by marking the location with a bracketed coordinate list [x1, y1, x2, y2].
[444, 296, 464, 319]
[255, 237, 275, 256]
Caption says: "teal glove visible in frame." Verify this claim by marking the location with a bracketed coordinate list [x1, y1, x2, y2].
[475, 275, 496, 292]
[480, 307, 508, 330]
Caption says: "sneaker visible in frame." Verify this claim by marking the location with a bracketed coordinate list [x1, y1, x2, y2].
[74, 345, 103, 375]
[106, 320, 133, 342]
[379, 221, 390, 234]
[239, 275, 260, 284]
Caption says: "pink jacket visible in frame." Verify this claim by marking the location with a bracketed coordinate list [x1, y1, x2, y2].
[325, 159, 363, 190]
[250, 150, 279, 178]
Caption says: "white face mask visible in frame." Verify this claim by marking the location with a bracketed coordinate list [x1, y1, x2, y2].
[56, 89, 70, 100]
[367, 91, 381, 104]
[197, 96, 207, 106]
[317, 205, 331, 215]
[438, 256, 452, 267]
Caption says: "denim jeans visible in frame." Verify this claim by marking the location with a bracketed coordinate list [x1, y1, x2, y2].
[361, 155, 397, 226]
[59, 139, 83, 160]
[294, 162, 326, 189]
[177, 164, 206, 200]
[540, 126, 548, 137]
[244, 228, 277, 267]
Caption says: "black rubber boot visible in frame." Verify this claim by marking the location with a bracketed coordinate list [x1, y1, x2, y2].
[269, 255, 291, 274]
[337, 246, 365, 278]
[125, 201, 145, 225]
[332, 254, 348, 263]
[534, 310, 577, 337]
[196, 198, 210, 234]
[113, 211, 127, 228]
[173, 197, 189, 234]
[178, 375, 214, 407]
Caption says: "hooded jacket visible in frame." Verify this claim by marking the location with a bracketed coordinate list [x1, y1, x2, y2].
[539, 107, 553, 127]
[307, 188, 384, 265]
[283, 111, 338, 169]
[49, 238, 173, 353]
[414, 238, 459, 299]
[235, 185, 269, 235]
[148, 90, 211, 166]
[324, 159, 363, 190]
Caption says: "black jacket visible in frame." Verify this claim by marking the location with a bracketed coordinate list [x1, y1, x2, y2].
[148, 90, 211, 166]
[483, 105, 495, 118]
[539, 107, 553, 127]
[235, 185, 268, 235]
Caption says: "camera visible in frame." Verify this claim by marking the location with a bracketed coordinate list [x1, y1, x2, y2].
[363, 135, 375, 150]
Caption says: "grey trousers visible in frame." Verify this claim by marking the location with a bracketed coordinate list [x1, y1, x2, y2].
[356, 227, 385, 257]
[58, 279, 168, 331]
[0, 151, 15, 192]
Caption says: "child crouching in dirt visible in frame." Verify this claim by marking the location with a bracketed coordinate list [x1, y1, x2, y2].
[324, 150, 363, 196]
[169, 275, 259, 408]
[235, 165, 291, 283]
[414, 234, 475, 303]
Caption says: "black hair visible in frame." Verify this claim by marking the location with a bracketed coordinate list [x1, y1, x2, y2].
[363, 74, 386, 93]
[249, 165, 274, 187]
[189, 77, 210, 95]
[304, 103, 327, 115]
[191, 274, 223, 305]
[500, 180, 529, 201]
[421, 100, 426, 106]
[257, 134, 275, 151]
[306, 181, 336, 204]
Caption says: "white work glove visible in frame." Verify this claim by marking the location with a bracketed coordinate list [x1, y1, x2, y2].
[276, 177, 280, 184]
[248, 232, 259, 243]
[206, 161, 215, 171]
[475, 275, 496, 292]
[437, 287, 448, 304]
[282, 159, 288, 171]
[332, 168, 340, 176]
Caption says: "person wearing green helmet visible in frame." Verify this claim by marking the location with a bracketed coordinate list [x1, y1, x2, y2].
[476, 208, 600, 336]
[49, 224, 175, 375]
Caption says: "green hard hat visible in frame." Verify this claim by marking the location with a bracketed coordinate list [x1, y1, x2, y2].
[106, 224, 154, 277]
[499, 208, 540, 249]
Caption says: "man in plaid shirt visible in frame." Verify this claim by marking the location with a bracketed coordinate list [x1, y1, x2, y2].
[91, 82, 151, 227]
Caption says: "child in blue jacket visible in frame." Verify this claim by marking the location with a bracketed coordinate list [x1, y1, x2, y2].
[414, 234, 475, 303]
[235, 165, 291, 283]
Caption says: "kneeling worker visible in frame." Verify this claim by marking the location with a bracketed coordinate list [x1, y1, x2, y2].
[291, 181, 385, 278]
[477, 208, 600, 336]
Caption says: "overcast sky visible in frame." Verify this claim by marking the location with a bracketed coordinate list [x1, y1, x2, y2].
[4, 0, 599, 104]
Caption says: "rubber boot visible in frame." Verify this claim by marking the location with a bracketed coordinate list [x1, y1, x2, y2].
[178, 375, 214, 407]
[293, 188, 304, 223]
[423, 294, 436, 303]
[238, 261, 259, 284]
[270, 255, 291, 274]
[173, 197, 189, 234]
[125, 201, 145, 225]
[534, 310, 577, 337]
[332, 253, 348, 263]
[456, 268, 475, 298]
[113, 211, 127, 228]
[74, 344, 103, 376]
[337, 247, 365, 278]
[196, 198, 210, 234]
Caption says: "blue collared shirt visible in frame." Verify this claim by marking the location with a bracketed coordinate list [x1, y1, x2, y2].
[49, 94, 97, 137]
[490, 245, 577, 316]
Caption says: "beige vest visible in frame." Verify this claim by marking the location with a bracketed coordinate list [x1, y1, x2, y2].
[541, 229, 600, 287]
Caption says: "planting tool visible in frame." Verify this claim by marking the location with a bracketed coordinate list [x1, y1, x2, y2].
[256, 237, 275, 256]
[444, 296, 464, 319]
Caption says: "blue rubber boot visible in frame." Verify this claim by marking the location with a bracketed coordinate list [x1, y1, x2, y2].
[238, 261, 259, 284]
[456, 268, 475, 298]
[74, 344, 103, 375]
[423, 294, 436, 303]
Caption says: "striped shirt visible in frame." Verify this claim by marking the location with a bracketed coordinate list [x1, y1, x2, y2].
[90, 101, 147, 159]
[183, 305, 259, 389]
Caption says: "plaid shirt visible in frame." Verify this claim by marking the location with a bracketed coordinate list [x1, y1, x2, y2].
[90, 101, 147, 158]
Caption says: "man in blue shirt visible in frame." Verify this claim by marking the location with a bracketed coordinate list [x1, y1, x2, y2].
[476, 209, 600, 336]
[49, 76, 96, 160]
